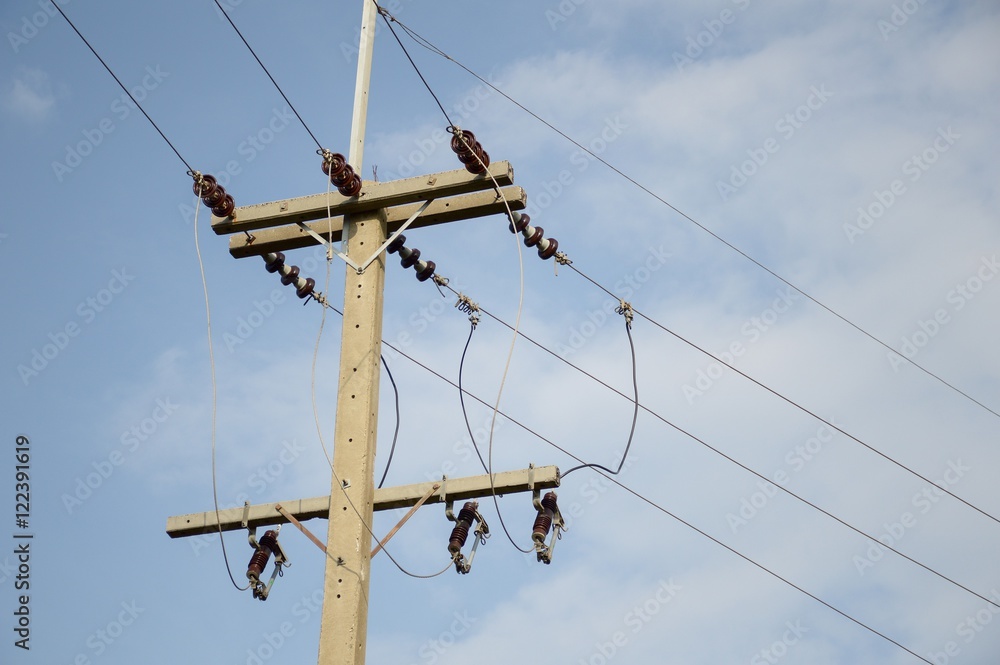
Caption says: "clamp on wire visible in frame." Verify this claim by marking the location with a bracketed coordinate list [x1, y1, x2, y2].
[616, 300, 634, 328]
[531, 489, 566, 565]
[445, 499, 489, 574]
[455, 294, 480, 327]
[242, 502, 290, 601]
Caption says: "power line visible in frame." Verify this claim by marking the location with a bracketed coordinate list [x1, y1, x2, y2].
[212, 0, 324, 151]
[52, 3, 193, 172]
[382, 8, 1000, 425]
[564, 262, 1000, 527]
[373, 333, 934, 664]
[436, 273, 999, 609]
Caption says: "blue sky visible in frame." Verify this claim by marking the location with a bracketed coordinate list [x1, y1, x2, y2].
[2, 1, 999, 664]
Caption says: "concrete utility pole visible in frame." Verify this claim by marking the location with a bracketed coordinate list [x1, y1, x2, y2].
[166, 3, 562, 664]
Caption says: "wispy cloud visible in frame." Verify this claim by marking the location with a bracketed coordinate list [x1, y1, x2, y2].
[3, 66, 56, 122]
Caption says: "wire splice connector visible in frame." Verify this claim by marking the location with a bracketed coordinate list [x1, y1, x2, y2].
[448, 128, 490, 175]
[509, 212, 559, 260]
[191, 172, 236, 219]
[320, 150, 363, 198]
[261, 252, 317, 300]
[386, 233, 436, 282]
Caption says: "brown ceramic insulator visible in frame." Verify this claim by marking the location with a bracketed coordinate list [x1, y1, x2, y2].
[400, 248, 421, 269]
[448, 502, 478, 554]
[540, 492, 559, 513]
[203, 186, 227, 207]
[296, 277, 316, 299]
[387, 234, 407, 254]
[508, 214, 531, 234]
[212, 194, 235, 218]
[415, 260, 435, 282]
[331, 166, 353, 188]
[264, 252, 285, 273]
[524, 226, 544, 247]
[450, 130, 476, 153]
[279, 265, 300, 286]
[339, 173, 362, 197]
[538, 237, 559, 260]
[193, 174, 218, 197]
[321, 153, 347, 178]
[532, 513, 553, 543]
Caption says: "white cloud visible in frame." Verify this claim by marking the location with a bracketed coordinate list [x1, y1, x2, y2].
[3, 66, 56, 122]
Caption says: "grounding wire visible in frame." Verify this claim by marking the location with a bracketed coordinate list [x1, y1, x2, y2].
[213, 0, 324, 151]
[193, 196, 250, 592]
[383, 9, 1000, 424]
[439, 280, 999, 609]
[373, 334, 935, 664]
[566, 262, 1000, 527]
[52, 3, 193, 171]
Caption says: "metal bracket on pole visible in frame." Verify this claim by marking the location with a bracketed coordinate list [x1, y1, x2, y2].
[296, 222, 361, 271]
[358, 198, 433, 273]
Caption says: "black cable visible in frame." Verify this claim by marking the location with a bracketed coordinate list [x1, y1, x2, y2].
[376, 354, 401, 489]
[375, 336, 933, 664]
[51, 3, 193, 172]
[440, 283, 1000, 609]
[560, 316, 639, 478]
[213, 0, 324, 151]
[458, 321, 490, 473]
[373, 2, 454, 128]
[385, 12, 999, 424]
[566, 263, 1000, 527]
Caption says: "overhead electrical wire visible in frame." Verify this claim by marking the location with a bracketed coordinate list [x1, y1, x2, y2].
[380, 7, 1000, 425]
[439, 273, 999, 610]
[563, 262, 1000, 527]
[366, 332, 936, 664]
[212, 0, 324, 151]
[51, 3, 193, 171]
